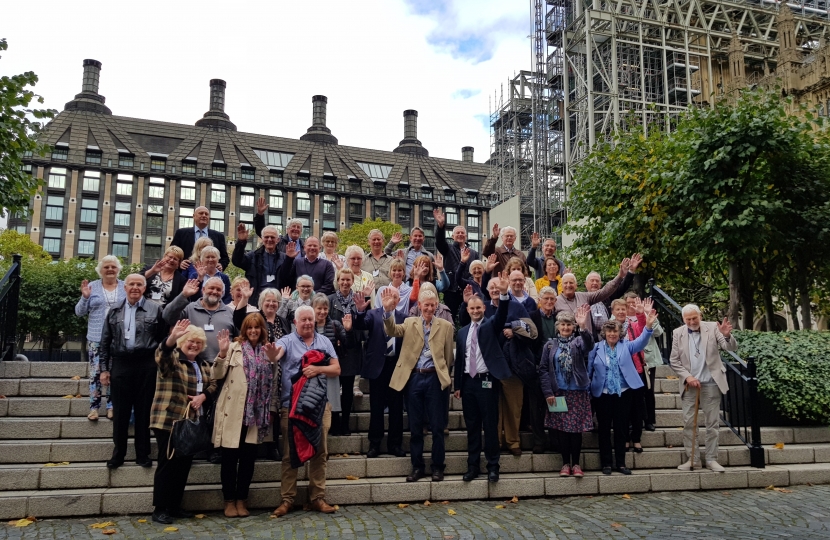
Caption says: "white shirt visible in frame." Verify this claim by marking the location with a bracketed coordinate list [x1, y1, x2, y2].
[465, 321, 488, 375]
[688, 331, 713, 384]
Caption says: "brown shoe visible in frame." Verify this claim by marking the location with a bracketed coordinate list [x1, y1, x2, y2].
[272, 501, 292, 517]
[235, 499, 249, 518]
[509, 447, 522, 457]
[224, 500, 238, 518]
[310, 498, 336, 514]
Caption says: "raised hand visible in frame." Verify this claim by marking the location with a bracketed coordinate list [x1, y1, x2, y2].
[182, 278, 200, 298]
[395, 249, 405, 260]
[217, 329, 231, 358]
[717, 317, 733, 339]
[194, 261, 206, 279]
[391, 232, 403, 245]
[492, 222, 500, 239]
[634, 297, 645, 314]
[416, 259, 430, 279]
[236, 222, 249, 242]
[463, 284, 474, 304]
[332, 256, 344, 271]
[343, 313, 353, 331]
[256, 196, 269, 215]
[354, 290, 367, 312]
[263, 342, 282, 362]
[642, 297, 653, 314]
[646, 309, 658, 329]
[80, 279, 91, 299]
[629, 253, 643, 272]
[170, 319, 191, 341]
[281, 286, 292, 300]
[497, 270, 510, 295]
[434, 252, 444, 272]
[433, 208, 445, 228]
[531, 232, 540, 248]
[180, 259, 192, 271]
[380, 287, 398, 312]
[574, 305, 589, 328]
[361, 280, 374, 299]
[460, 246, 470, 263]
[485, 254, 498, 273]
[285, 241, 298, 259]
[150, 257, 167, 274]
[618, 257, 631, 277]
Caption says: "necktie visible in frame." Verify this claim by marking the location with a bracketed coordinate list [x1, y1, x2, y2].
[469, 322, 479, 377]
[386, 336, 395, 357]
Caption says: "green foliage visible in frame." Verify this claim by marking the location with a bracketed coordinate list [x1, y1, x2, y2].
[0, 39, 57, 216]
[335, 219, 408, 255]
[734, 330, 830, 424]
[0, 228, 51, 264]
[224, 263, 245, 282]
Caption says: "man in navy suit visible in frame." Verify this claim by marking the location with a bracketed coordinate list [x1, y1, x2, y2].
[454, 272, 513, 482]
[354, 288, 406, 458]
[170, 206, 229, 271]
[457, 278, 529, 328]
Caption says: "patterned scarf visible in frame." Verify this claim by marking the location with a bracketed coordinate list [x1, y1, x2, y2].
[605, 343, 622, 396]
[335, 289, 355, 314]
[266, 318, 284, 343]
[556, 335, 575, 384]
[241, 341, 273, 443]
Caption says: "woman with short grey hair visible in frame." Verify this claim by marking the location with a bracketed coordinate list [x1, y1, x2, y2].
[278, 275, 315, 323]
[76, 255, 126, 421]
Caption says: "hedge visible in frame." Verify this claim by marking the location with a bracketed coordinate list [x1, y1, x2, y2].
[733, 330, 830, 425]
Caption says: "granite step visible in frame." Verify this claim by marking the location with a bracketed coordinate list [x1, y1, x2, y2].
[0, 463, 828, 520]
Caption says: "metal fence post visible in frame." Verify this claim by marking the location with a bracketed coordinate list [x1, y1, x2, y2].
[746, 356, 765, 468]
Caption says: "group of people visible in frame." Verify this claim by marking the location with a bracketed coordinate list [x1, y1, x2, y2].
[75, 203, 738, 523]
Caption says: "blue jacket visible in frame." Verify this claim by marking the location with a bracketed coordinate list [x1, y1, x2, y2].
[454, 296, 513, 389]
[355, 306, 406, 380]
[587, 328, 652, 398]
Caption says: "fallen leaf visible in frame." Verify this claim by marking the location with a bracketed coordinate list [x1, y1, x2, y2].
[194, 514, 205, 519]
[807, 482, 814, 486]
[71, 375, 81, 380]
[0, 395, 6, 399]
[721, 492, 731, 496]
[9, 518, 34, 527]
[773, 487, 793, 493]
[662, 392, 672, 395]
[441, 501, 449, 504]
[423, 500, 432, 506]
[622, 494, 631, 499]
[345, 475, 360, 480]
[137, 519, 147, 523]
[163, 526, 178, 532]
[773, 442, 785, 450]
[495, 504, 506, 509]
[448, 509, 457, 515]
[333, 505, 340, 510]
[90, 521, 116, 528]
[44, 462, 70, 467]
[666, 445, 673, 448]
[62, 395, 74, 399]
[102, 529, 117, 535]
[611, 522, 622, 528]
[75, 394, 82, 398]
[510, 495, 519, 503]
[398, 503, 409, 508]
[765, 485, 776, 490]
[26, 516, 36, 522]
[665, 375, 678, 379]
[269, 515, 276, 519]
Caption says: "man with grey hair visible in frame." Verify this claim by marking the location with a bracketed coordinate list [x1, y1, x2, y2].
[483, 222, 527, 275]
[363, 229, 397, 289]
[283, 236, 334, 295]
[433, 207, 478, 324]
[385, 226, 434, 276]
[99, 274, 168, 470]
[527, 232, 564, 281]
[584, 254, 642, 341]
[171, 206, 229, 270]
[233, 222, 291, 303]
[253, 197, 305, 256]
[163, 277, 236, 364]
[670, 304, 737, 473]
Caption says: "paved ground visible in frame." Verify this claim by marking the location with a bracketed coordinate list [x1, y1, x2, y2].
[3, 485, 830, 539]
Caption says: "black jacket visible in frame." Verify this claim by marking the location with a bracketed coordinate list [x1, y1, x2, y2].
[100, 298, 168, 374]
[454, 297, 513, 390]
[435, 223, 479, 293]
[170, 227, 229, 270]
[253, 213, 305, 257]
[327, 292, 364, 377]
[232, 240, 292, 304]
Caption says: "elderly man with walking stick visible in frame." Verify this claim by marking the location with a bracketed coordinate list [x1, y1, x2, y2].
[669, 304, 737, 473]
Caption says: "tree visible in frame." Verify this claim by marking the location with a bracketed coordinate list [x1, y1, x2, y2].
[335, 219, 408, 255]
[0, 228, 51, 264]
[0, 39, 56, 217]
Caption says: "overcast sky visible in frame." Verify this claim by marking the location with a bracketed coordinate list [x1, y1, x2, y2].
[2, 0, 533, 163]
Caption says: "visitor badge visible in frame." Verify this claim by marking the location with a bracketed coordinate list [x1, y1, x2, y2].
[482, 381, 493, 389]
[267, 274, 275, 282]
[151, 292, 162, 300]
[372, 270, 379, 277]
[204, 324, 214, 331]
[196, 383, 203, 393]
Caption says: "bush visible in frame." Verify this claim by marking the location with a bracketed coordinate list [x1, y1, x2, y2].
[733, 330, 830, 425]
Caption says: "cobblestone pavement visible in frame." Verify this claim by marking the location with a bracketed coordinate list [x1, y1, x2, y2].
[3, 485, 830, 539]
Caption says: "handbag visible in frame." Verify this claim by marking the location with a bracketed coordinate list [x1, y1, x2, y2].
[547, 396, 568, 413]
[167, 402, 215, 459]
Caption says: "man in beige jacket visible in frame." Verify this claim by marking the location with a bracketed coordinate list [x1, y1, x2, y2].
[382, 288, 454, 483]
[669, 304, 737, 473]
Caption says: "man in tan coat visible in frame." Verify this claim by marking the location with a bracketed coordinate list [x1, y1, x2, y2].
[669, 304, 737, 473]
[382, 288, 454, 482]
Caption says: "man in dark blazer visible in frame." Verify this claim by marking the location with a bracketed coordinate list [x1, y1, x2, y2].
[454, 272, 512, 482]
[433, 208, 478, 324]
[170, 206, 229, 271]
[254, 198, 305, 257]
[354, 289, 406, 458]
[457, 278, 529, 328]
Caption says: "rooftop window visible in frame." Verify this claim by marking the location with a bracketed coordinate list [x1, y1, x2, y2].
[253, 149, 294, 168]
[356, 162, 392, 181]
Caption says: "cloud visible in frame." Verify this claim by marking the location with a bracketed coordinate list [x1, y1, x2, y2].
[453, 88, 481, 99]
[474, 113, 492, 130]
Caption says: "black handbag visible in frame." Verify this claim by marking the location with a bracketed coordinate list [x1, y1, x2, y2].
[167, 402, 215, 459]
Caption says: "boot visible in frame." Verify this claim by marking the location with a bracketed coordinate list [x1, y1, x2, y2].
[235, 499, 249, 517]
[341, 414, 352, 436]
[224, 500, 238, 518]
[329, 412, 342, 436]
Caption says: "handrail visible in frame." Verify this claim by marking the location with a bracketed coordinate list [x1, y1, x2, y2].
[0, 254, 22, 364]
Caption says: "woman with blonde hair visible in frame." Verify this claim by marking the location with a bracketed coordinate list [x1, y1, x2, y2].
[142, 246, 186, 308]
[187, 246, 233, 304]
[212, 314, 281, 518]
[188, 236, 214, 270]
[327, 268, 365, 433]
[227, 277, 258, 313]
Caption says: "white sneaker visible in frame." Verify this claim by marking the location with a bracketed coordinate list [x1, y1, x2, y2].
[353, 388, 363, 398]
[677, 460, 702, 471]
[706, 460, 725, 473]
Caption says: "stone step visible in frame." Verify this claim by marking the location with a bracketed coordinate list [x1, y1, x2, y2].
[1, 427, 826, 464]
[1, 463, 828, 520]
[0, 362, 89, 379]
[3, 444, 828, 492]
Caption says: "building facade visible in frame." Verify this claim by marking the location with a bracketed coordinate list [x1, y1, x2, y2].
[17, 60, 496, 265]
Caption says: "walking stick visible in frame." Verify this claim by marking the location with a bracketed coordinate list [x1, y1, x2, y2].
[689, 385, 701, 471]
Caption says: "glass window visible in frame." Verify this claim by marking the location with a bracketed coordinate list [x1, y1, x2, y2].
[239, 212, 254, 223]
[45, 195, 64, 221]
[270, 173, 283, 184]
[421, 205, 435, 227]
[181, 161, 196, 175]
[20, 163, 32, 174]
[253, 149, 294, 168]
[145, 245, 162, 262]
[180, 183, 195, 201]
[323, 195, 336, 215]
[466, 193, 478, 204]
[421, 189, 433, 200]
[80, 199, 98, 223]
[212, 165, 226, 178]
[48, 168, 67, 189]
[349, 180, 362, 193]
[349, 197, 363, 217]
[467, 213, 479, 230]
[296, 175, 310, 187]
[211, 184, 226, 204]
[51, 147, 68, 161]
[85, 151, 102, 165]
[240, 194, 254, 207]
[43, 227, 62, 253]
[356, 162, 393, 180]
[296, 192, 311, 212]
[398, 204, 411, 225]
[147, 204, 163, 214]
[446, 208, 458, 226]
[78, 230, 96, 257]
[296, 217, 310, 228]
[112, 242, 129, 258]
[269, 190, 284, 209]
[373, 200, 388, 220]
[116, 182, 133, 196]
[322, 177, 336, 190]
[374, 183, 386, 196]
[210, 209, 225, 233]
[82, 170, 100, 191]
[115, 201, 131, 212]
[113, 212, 131, 226]
[399, 185, 410, 198]
[241, 168, 255, 181]
[268, 214, 282, 226]
[323, 219, 337, 230]
[149, 177, 165, 185]
[119, 154, 134, 168]
[151, 158, 166, 171]
[146, 215, 163, 229]
[179, 215, 194, 229]
[444, 191, 456, 202]
[148, 185, 164, 199]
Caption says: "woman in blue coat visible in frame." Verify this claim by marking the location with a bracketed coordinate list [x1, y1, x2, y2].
[588, 309, 658, 475]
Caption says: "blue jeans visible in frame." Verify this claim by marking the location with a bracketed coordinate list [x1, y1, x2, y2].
[407, 372, 446, 473]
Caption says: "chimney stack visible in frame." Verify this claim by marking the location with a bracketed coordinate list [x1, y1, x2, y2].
[393, 109, 429, 156]
[462, 146, 474, 162]
[195, 79, 236, 131]
[64, 59, 111, 115]
[300, 95, 338, 144]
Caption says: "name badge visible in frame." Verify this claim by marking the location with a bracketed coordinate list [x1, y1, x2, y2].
[151, 292, 162, 300]
[196, 382, 203, 393]
[372, 270, 379, 277]
[482, 381, 493, 389]
[204, 324, 214, 331]
[266, 274, 276, 282]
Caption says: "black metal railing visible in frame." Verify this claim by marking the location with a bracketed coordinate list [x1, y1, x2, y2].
[0, 254, 22, 363]
[648, 278, 765, 468]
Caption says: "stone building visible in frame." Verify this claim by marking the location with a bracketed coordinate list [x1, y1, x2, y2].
[17, 60, 495, 264]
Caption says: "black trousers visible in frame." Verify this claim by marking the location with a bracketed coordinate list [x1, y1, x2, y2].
[339, 375, 356, 431]
[407, 372, 446, 472]
[558, 431, 583, 466]
[152, 428, 194, 510]
[220, 426, 259, 501]
[461, 374, 501, 472]
[110, 364, 156, 462]
[368, 358, 404, 450]
[524, 380, 549, 448]
[645, 367, 657, 425]
[443, 289, 463, 325]
[628, 372, 647, 443]
[595, 391, 633, 468]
